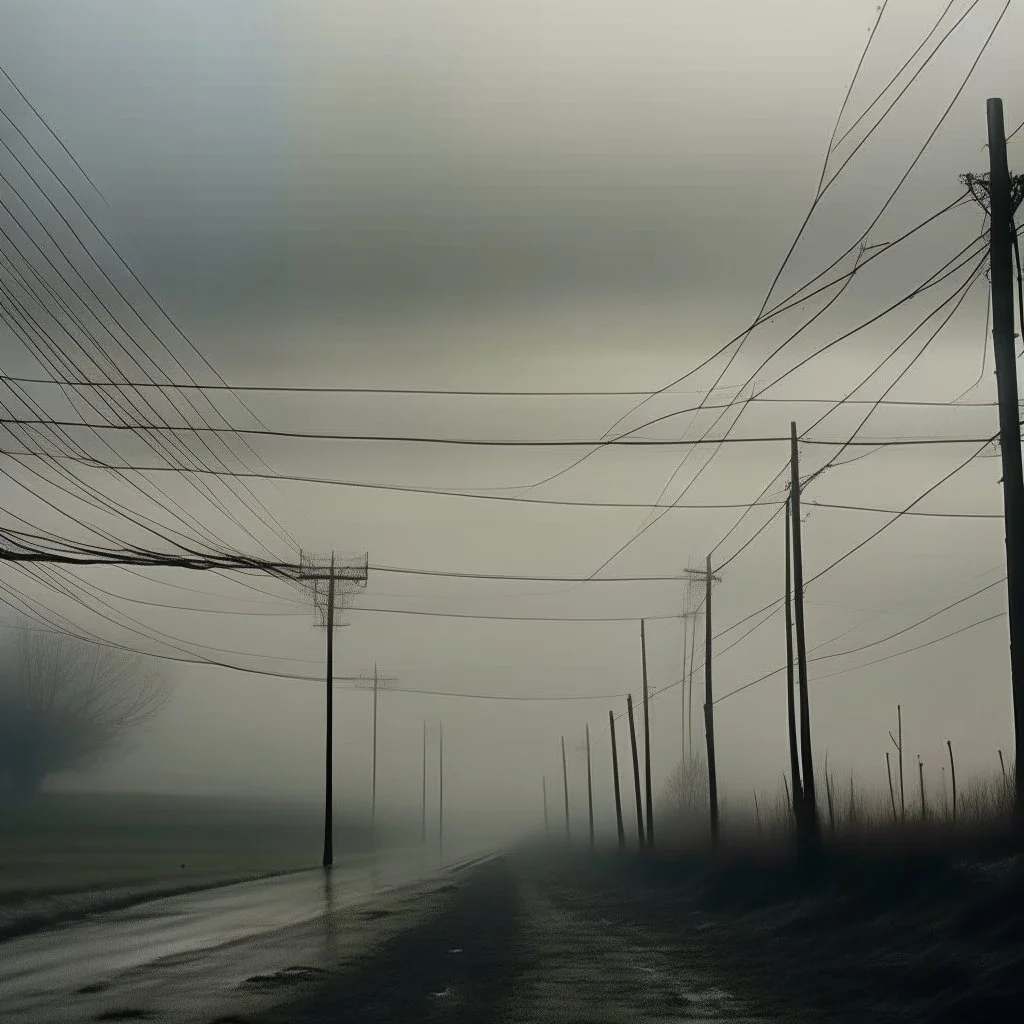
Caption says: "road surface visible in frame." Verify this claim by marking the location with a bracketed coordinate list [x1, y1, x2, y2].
[2, 852, 765, 1024]
[2, 847, 488, 1024]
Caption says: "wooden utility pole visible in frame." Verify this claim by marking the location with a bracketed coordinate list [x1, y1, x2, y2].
[785, 495, 804, 824]
[542, 775, 549, 837]
[886, 752, 898, 821]
[687, 609, 698, 757]
[561, 736, 571, 842]
[355, 664, 398, 829]
[704, 554, 719, 847]
[918, 756, 927, 821]
[438, 722, 444, 863]
[681, 613, 688, 767]
[372, 664, 379, 825]
[948, 739, 958, 823]
[421, 721, 427, 845]
[790, 423, 819, 842]
[609, 709, 625, 848]
[641, 620, 654, 848]
[626, 694, 645, 848]
[324, 566, 335, 866]
[888, 705, 905, 821]
[585, 723, 595, 849]
[295, 551, 370, 867]
[973, 98, 1024, 826]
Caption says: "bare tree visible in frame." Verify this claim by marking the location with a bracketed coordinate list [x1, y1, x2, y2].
[0, 628, 170, 793]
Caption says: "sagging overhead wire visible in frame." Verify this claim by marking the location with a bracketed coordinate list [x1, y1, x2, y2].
[0, 78, 304, 552]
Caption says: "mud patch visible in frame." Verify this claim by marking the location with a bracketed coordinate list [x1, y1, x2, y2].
[78, 980, 112, 994]
[241, 965, 327, 990]
[93, 1011, 154, 1022]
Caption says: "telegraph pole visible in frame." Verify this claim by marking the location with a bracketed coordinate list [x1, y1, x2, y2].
[561, 736, 571, 841]
[627, 694, 645, 849]
[421, 721, 427, 845]
[324, 568, 335, 866]
[609, 709, 625, 848]
[438, 722, 444, 863]
[585, 723, 595, 850]
[687, 606, 698, 757]
[785, 494, 804, 824]
[679, 566, 711, 764]
[790, 423, 820, 843]
[965, 99, 1024, 825]
[681, 613, 689, 766]
[355, 665, 398, 830]
[542, 775, 549, 838]
[704, 554, 719, 848]
[372, 664, 379, 825]
[295, 551, 370, 867]
[641, 619, 654, 848]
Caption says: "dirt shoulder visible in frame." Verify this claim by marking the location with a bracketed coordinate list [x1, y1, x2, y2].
[532, 847, 1024, 1024]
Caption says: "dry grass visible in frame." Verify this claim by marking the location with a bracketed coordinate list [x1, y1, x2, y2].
[656, 753, 1017, 862]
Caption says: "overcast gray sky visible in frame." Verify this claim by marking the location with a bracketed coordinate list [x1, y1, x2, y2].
[1, 1, 1023, 837]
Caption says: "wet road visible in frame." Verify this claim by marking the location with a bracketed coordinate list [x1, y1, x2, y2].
[2, 847, 490, 1023]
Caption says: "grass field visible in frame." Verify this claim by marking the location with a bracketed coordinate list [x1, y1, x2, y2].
[0, 790, 407, 908]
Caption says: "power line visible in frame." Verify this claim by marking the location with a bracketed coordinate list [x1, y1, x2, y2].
[0, 608, 627, 702]
[0, 418, 1008, 447]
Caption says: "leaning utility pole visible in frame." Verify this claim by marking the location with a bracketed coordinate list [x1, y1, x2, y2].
[561, 735, 571, 842]
[785, 494, 804, 825]
[627, 694, 645, 849]
[609, 709, 625, 848]
[790, 423, 820, 843]
[295, 551, 370, 867]
[963, 99, 1024, 826]
[704, 554, 719, 848]
[640, 619, 654, 848]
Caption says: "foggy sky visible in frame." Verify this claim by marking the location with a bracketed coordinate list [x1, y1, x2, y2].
[1, 1, 1023, 838]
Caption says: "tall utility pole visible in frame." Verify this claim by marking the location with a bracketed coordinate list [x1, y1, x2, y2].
[585, 723, 595, 850]
[678, 565, 712, 763]
[355, 664, 399, 830]
[295, 551, 370, 868]
[421, 721, 427, 845]
[626, 694, 645, 849]
[438, 722, 444, 863]
[640, 619, 654, 848]
[609, 709, 625, 848]
[790, 423, 819, 843]
[687, 606, 699, 757]
[681, 613, 689, 766]
[422, 723, 442, 853]
[704, 554, 719, 848]
[965, 99, 1024, 825]
[561, 736, 571, 841]
[785, 495, 804, 824]
[542, 775, 549, 837]
[325, 568, 335, 866]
